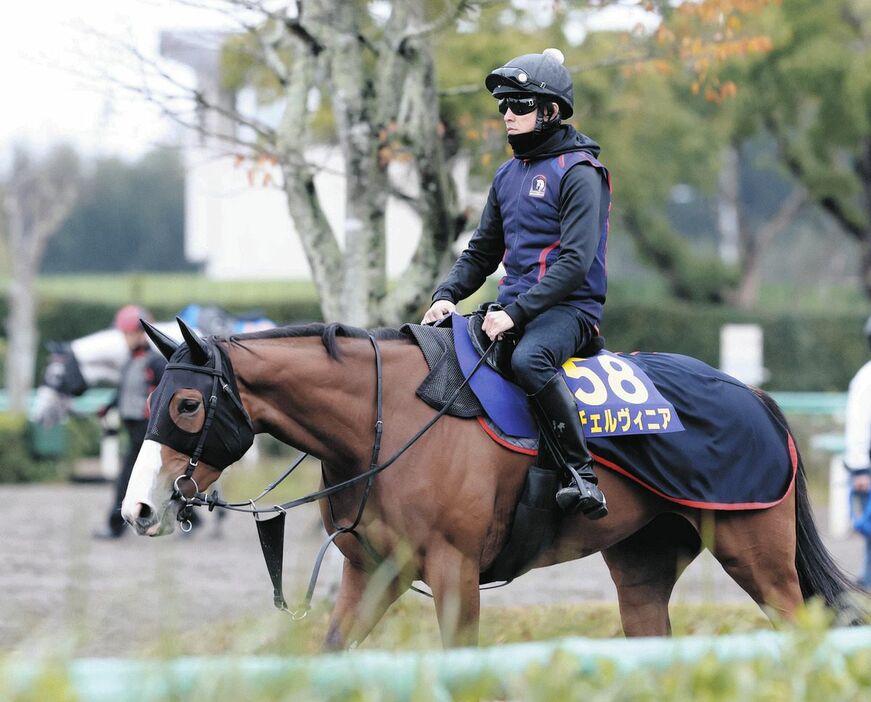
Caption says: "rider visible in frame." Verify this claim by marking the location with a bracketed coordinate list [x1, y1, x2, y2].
[94, 305, 167, 538]
[422, 48, 611, 519]
[843, 315, 871, 590]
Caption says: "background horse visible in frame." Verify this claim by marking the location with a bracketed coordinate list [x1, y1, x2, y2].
[32, 325, 169, 427]
[31, 305, 274, 427]
[122, 320, 862, 648]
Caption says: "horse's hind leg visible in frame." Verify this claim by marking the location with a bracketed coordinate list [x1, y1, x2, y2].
[709, 494, 803, 623]
[602, 512, 702, 636]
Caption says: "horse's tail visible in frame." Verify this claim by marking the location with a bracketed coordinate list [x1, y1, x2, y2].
[753, 389, 863, 616]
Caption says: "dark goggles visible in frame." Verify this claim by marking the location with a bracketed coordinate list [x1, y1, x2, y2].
[498, 95, 538, 116]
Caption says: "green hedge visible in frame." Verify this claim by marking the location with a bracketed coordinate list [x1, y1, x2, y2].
[3, 296, 868, 392]
[2, 296, 323, 389]
[0, 414, 63, 483]
[29, 297, 324, 342]
[600, 303, 867, 391]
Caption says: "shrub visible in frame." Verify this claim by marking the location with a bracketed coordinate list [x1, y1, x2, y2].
[1, 290, 868, 391]
[0, 413, 64, 483]
[602, 303, 867, 391]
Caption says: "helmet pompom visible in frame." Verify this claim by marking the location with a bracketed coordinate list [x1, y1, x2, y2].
[542, 48, 565, 65]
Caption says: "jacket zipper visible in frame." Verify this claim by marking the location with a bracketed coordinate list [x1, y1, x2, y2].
[511, 161, 530, 274]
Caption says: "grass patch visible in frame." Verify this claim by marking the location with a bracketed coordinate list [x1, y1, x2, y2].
[144, 598, 772, 658]
[30, 273, 870, 316]
[217, 450, 322, 506]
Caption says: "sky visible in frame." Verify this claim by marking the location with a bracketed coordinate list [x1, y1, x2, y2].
[0, 1, 656, 163]
[0, 0, 231, 160]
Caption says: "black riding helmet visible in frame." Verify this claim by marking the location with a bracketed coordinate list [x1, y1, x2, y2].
[485, 48, 574, 118]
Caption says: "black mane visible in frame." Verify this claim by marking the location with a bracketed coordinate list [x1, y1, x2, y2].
[227, 322, 408, 359]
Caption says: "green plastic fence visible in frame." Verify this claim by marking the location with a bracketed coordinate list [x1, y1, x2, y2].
[769, 392, 847, 416]
[0, 388, 114, 414]
[6, 627, 871, 702]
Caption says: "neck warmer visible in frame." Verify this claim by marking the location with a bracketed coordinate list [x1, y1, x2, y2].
[508, 124, 565, 159]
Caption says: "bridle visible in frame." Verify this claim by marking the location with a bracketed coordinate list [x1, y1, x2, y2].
[161, 329, 498, 615]
[166, 346, 251, 530]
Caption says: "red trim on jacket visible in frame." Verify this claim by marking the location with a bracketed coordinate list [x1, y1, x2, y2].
[537, 239, 561, 281]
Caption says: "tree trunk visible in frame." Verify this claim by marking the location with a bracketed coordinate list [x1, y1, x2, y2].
[861, 233, 871, 301]
[221, 1, 466, 326]
[717, 143, 741, 266]
[857, 137, 871, 300]
[378, 4, 463, 324]
[326, 0, 388, 326]
[732, 185, 805, 309]
[4, 200, 37, 413]
[276, 30, 343, 322]
[2, 148, 79, 412]
[279, 0, 463, 326]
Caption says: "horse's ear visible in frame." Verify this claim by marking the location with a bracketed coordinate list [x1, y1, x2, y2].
[176, 317, 210, 365]
[141, 320, 179, 360]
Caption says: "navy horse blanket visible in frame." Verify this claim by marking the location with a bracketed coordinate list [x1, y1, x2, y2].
[443, 316, 797, 510]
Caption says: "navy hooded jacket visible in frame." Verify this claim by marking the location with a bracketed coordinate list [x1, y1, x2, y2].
[433, 125, 611, 329]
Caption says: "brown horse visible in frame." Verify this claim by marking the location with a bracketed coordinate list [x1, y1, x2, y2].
[122, 320, 859, 649]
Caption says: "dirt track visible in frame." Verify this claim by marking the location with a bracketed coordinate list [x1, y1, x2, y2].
[0, 482, 865, 656]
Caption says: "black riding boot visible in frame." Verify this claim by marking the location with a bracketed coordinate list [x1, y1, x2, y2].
[530, 374, 608, 519]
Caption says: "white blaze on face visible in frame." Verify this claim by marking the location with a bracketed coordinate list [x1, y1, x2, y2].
[121, 440, 170, 528]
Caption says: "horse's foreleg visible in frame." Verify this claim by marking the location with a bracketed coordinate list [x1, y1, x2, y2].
[424, 540, 481, 648]
[602, 513, 702, 637]
[323, 557, 408, 651]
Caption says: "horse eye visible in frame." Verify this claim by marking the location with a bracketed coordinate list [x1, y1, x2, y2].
[178, 398, 200, 414]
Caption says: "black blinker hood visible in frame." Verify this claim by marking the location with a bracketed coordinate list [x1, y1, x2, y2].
[144, 340, 254, 469]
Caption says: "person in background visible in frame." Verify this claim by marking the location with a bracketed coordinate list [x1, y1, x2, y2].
[842, 316, 871, 589]
[93, 305, 166, 539]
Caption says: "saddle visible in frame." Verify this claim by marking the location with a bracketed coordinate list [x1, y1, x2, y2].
[467, 302, 606, 381]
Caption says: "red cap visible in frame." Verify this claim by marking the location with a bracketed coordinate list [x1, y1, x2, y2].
[114, 305, 150, 333]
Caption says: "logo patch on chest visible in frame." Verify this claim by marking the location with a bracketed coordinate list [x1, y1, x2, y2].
[529, 174, 547, 198]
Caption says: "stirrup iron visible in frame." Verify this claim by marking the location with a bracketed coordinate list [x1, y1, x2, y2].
[556, 463, 608, 519]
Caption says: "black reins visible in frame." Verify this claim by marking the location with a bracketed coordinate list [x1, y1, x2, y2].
[171, 329, 497, 615]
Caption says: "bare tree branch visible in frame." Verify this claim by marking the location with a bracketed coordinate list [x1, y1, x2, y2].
[765, 116, 868, 240]
[396, 0, 476, 47]
[439, 48, 666, 97]
[284, 1, 325, 56]
[251, 24, 291, 85]
[753, 186, 807, 253]
[124, 38, 279, 143]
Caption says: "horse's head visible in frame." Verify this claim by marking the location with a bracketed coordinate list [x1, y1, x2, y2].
[30, 342, 89, 426]
[32, 328, 134, 426]
[121, 318, 255, 536]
